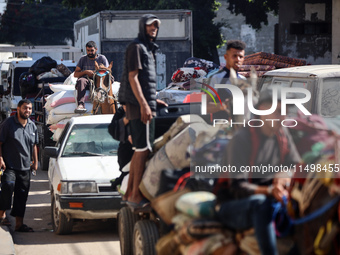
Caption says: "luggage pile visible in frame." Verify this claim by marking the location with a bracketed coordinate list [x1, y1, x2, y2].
[157, 57, 219, 104]
[118, 114, 264, 255]
[240, 52, 307, 77]
[44, 75, 92, 141]
[19, 56, 72, 99]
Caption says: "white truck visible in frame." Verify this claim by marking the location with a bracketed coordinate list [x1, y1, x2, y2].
[0, 45, 82, 62]
[0, 59, 77, 120]
[74, 10, 193, 90]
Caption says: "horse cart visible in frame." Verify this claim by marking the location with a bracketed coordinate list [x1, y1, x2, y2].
[117, 102, 210, 255]
[117, 112, 340, 255]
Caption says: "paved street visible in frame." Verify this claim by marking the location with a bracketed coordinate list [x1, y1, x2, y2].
[6, 170, 121, 255]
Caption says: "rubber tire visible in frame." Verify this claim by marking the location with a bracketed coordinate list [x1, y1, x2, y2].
[118, 207, 139, 255]
[39, 145, 49, 171]
[133, 220, 159, 255]
[51, 192, 73, 235]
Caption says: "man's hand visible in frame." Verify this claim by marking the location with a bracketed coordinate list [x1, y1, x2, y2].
[31, 161, 38, 171]
[140, 103, 153, 124]
[128, 135, 133, 144]
[86, 70, 95, 78]
[156, 99, 168, 107]
[271, 177, 291, 202]
[0, 156, 6, 171]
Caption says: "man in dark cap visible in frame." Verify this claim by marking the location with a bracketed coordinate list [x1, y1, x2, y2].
[216, 88, 301, 255]
[118, 14, 167, 208]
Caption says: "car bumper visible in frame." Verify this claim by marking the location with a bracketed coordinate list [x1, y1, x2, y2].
[56, 194, 123, 219]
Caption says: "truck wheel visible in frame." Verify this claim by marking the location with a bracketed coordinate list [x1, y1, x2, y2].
[133, 220, 159, 255]
[118, 207, 139, 255]
[51, 192, 73, 235]
[39, 145, 49, 171]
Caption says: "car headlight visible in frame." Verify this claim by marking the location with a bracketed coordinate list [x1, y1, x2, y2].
[59, 181, 97, 194]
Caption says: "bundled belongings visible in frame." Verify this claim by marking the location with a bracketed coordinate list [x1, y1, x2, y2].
[183, 57, 220, 73]
[45, 84, 92, 126]
[139, 114, 220, 200]
[238, 64, 276, 78]
[243, 52, 306, 69]
[29, 56, 57, 76]
[157, 57, 215, 104]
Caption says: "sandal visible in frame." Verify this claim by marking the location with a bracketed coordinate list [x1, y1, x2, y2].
[0, 217, 11, 226]
[15, 224, 34, 232]
[74, 104, 87, 114]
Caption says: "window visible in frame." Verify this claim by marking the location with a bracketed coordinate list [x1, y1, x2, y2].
[290, 23, 331, 35]
[62, 123, 119, 157]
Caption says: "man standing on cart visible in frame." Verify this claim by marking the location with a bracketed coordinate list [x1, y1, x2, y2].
[118, 14, 167, 209]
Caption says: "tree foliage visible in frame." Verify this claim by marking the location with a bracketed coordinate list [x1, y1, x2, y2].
[0, 0, 82, 45]
[62, 0, 224, 63]
[227, 0, 279, 30]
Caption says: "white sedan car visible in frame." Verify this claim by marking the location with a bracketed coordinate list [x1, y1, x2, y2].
[45, 114, 122, 235]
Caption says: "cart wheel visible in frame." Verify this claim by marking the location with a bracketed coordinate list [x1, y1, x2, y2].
[133, 220, 159, 255]
[118, 207, 139, 255]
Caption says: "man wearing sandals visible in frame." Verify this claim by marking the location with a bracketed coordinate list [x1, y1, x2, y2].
[0, 99, 38, 232]
[118, 14, 167, 209]
[74, 40, 110, 113]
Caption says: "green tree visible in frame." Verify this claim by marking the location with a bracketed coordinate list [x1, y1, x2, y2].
[62, 0, 224, 63]
[227, 0, 279, 30]
[0, 0, 82, 45]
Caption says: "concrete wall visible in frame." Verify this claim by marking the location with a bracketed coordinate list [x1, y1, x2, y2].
[214, 0, 278, 63]
[278, 0, 332, 64]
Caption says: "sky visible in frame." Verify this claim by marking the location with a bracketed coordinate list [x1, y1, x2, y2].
[0, 2, 5, 14]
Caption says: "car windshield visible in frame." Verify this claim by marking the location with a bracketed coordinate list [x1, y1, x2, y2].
[62, 123, 119, 157]
[320, 77, 340, 117]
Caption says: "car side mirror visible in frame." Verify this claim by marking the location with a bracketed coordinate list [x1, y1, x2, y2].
[44, 146, 59, 158]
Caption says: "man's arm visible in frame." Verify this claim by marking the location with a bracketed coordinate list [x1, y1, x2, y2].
[128, 70, 152, 124]
[31, 144, 38, 171]
[0, 142, 5, 170]
[74, 66, 94, 79]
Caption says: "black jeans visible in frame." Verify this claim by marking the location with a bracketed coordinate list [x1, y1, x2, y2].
[0, 169, 30, 217]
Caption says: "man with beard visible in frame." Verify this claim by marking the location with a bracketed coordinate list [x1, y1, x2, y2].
[0, 99, 38, 232]
[74, 40, 110, 113]
[118, 14, 167, 209]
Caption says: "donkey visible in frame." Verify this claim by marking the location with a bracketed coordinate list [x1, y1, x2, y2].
[91, 61, 117, 114]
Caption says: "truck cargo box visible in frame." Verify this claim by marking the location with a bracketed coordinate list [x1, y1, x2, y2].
[74, 10, 193, 90]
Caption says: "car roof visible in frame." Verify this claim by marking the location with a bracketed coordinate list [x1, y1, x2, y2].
[9, 59, 77, 68]
[263, 65, 340, 78]
[68, 114, 114, 125]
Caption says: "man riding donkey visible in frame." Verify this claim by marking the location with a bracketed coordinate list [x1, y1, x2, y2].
[215, 89, 301, 255]
[74, 40, 115, 114]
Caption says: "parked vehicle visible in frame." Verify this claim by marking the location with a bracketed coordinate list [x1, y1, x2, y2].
[45, 114, 122, 235]
[74, 10, 193, 90]
[258, 65, 340, 116]
[0, 59, 76, 120]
